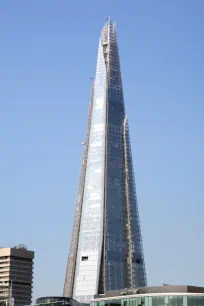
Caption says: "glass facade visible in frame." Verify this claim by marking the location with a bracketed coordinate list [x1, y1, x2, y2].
[35, 296, 82, 306]
[36, 297, 71, 306]
[64, 18, 146, 303]
[91, 295, 204, 306]
[72, 30, 107, 302]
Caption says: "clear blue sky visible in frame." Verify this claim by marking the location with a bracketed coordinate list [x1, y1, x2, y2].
[1, 0, 204, 301]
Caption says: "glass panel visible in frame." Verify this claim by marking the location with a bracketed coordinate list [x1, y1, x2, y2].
[177, 296, 183, 306]
[152, 297, 165, 306]
[73, 34, 107, 303]
[145, 297, 149, 306]
[187, 296, 204, 306]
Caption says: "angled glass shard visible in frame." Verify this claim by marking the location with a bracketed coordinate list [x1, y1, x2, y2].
[64, 19, 147, 303]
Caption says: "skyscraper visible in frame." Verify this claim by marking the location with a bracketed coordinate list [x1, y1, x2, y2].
[64, 18, 147, 303]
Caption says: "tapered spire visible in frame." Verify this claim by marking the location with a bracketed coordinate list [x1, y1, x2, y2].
[64, 19, 146, 303]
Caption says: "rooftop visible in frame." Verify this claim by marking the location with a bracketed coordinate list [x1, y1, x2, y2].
[94, 285, 204, 300]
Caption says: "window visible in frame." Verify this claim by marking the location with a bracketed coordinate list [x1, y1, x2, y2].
[81, 256, 88, 261]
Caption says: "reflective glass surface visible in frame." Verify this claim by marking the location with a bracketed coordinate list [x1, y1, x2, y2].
[103, 21, 146, 291]
[91, 295, 204, 306]
[72, 37, 107, 303]
[64, 19, 146, 303]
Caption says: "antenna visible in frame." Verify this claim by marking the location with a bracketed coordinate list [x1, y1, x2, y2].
[14, 244, 27, 250]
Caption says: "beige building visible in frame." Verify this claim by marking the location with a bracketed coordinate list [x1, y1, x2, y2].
[0, 246, 34, 306]
[0, 285, 10, 306]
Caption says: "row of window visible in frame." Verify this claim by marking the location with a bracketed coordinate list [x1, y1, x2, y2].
[92, 296, 204, 306]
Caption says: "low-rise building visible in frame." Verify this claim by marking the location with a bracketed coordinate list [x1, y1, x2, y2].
[35, 296, 87, 306]
[91, 285, 204, 306]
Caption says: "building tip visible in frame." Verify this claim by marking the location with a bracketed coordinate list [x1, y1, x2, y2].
[105, 16, 112, 25]
[104, 17, 117, 28]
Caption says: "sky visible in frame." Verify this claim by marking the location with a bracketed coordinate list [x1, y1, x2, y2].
[0, 0, 204, 301]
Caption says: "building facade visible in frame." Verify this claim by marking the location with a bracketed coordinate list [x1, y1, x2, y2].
[91, 286, 204, 306]
[64, 19, 146, 303]
[0, 286, 10, 306]
[35, 296, 87, 306]
[0, 246, 34, 306]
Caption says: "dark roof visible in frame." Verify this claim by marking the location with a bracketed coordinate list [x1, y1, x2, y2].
[35, 296, 88, 306]
[94, 285, 204, 299]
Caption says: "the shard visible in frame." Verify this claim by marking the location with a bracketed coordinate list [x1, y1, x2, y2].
[64, 19, 147, 303]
